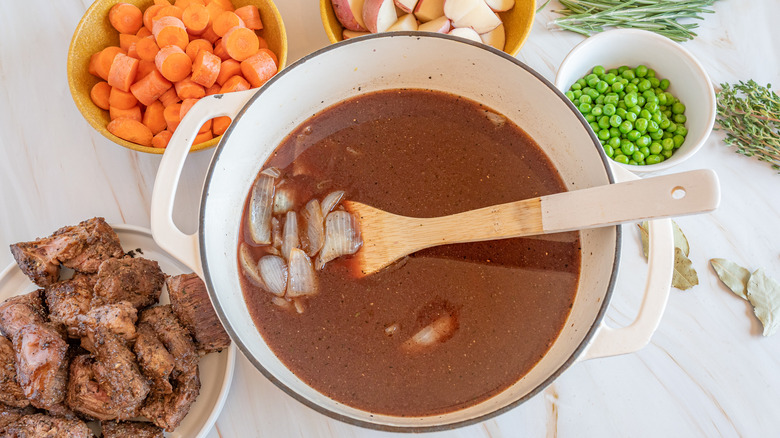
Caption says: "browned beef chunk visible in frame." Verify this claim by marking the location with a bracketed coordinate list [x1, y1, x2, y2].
[9, 218, 124, 286]
[85, 301, 137, 342]
[0, 337, 28, 408]
[12, 323, 68, 410]
[0, 404, 36, 430]
[134, 323, 174, 394]
[167, 274, 231, 354]
[65, 355, 121, 421]
[88, 327, 150, 419]
[140, 368, 200, 432]
[138, 305, 198, 375]
[2, 413, 93, 438]
[93, 258, 164, 309]
[45, 276, 94, 338]
[101, 420, 164, 438]
[0, 290, 46, 339]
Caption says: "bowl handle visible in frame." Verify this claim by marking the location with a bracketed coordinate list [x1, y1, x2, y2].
[151, 90, 257, 276]
[579, 164, 675, 361]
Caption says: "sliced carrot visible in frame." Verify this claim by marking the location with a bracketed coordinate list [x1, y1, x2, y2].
[200, 24, 221, 44]
[143, 4, 164, 31]
[222, 27, 259, 62]
[258, 48, 277, 66]
[205, 83, 221, 95]
[130, 69, 173, 106]
[179, 98, 199, 119]
[155, 45, 192, 82]
[90, 81, 112, 110]
[211, 116, 231, 135]
[209, 0, 234, 12]
[216, 58, 240, 85]
[186, 39, 213, 61]
[88, 52, 101, 77]
[175, 77, 206, 99]
[212, 38, 230, 61]
[240, 50, 277, 88]
[159, 87, 181, 106]
[194, 130, 213, 144]
[136, 26, 152, 38]
[152, 130, 173, 148]
[127, 42, 140, 59]
[257, 36, 268, 50]
[153, 16, 189, 50]
[109, 3, 144, 34]
[220, 75, 249, 93]
[212, 11, 244, 37]
[107, 53, 139, 92]
[191, 50, 221, 87]
[143, 100, 168, 134]
[119, 33, 140, 51]
[110, 105, 143, 122]
[164, 103, 183, 131]
[136, 36, 160, 62]
[109, 86, 139, 110]
[199, 118, 213, 133]
[154, 5, 184, 21]
[95, 46, 125, 81]
[182, 3, 210, 34]
[107, 117, 153, 146]
[235, 5, 262, 30]
[136, 59, 157, 81]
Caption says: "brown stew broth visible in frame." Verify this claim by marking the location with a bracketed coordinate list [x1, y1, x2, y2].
[239, 89, 581, 416]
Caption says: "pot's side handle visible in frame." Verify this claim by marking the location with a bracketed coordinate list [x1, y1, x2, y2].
[151, 90, 257, 276]
[579, 164, 675, 361]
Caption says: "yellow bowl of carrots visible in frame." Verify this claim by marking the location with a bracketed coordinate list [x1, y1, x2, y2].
[68, 0, 288, 154]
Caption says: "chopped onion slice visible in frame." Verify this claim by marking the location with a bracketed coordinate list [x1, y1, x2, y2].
[248, 175, 275, 245]
[287, 248, 318, 298]
[320, 190, 345, 215]
[271, 217, 282, 250]
[384, 323, 399, 337]
[239, 243, 265, 288]
[293, 299, 305, 314]
[260, 167, 282, 178]
[316, 211, 362, 270]
[273, 183, 295, 215]
[484, 110, 506, 127]
[401, 315, 457, 352]
[271, 296, 293, 311]
[281, 211, 299, 260]
[257, 255, 287, 297]
[300, 199, 324, 257]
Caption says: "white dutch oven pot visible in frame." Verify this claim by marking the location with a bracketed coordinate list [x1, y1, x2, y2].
[151, 34, 677, 431]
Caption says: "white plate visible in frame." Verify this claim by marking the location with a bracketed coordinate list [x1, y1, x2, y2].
[0, 224, 235, 438]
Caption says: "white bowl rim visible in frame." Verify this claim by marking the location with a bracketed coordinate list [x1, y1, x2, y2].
[555, 28, 717, 173]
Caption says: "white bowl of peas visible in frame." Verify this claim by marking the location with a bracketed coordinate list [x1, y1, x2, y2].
[555, 28, 716, 172]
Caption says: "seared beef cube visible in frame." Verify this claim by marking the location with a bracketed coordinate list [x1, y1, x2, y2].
[134, 323, 174, 394]
[0, 404, 36, 430]
[12, 323, 68, 410]
[9, 218, 124, 286]
[93, 258, 164, 309]
[102, 420, 164, 438]
[2, 413, 93, 438]
[140, 368, 200, 432]
[45, 276, 94, 338]
[65, 355, 121, 421]
[88, 327, 150, 419]
[167, 274, 231, 354]
[0, 290, 46, 339]
[0, 337, 29, 408]
[139, 305, 198, 374]
[85, 301, 137, 342]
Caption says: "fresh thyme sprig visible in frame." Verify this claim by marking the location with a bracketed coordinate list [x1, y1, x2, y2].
[716, 81, 780, 173]
[548, 0, 718, 42]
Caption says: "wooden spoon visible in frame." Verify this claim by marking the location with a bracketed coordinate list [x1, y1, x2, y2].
[343, 169, 720, 276]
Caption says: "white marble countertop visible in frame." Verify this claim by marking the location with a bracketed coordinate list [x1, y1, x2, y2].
[1, 1, 779, 437]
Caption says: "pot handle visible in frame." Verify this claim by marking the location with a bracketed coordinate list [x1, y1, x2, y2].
[151, 89, 257, 277]
[579, 164, 675, 361]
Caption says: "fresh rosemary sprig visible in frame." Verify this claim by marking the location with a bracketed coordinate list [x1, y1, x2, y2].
[716, 81, 780, 173]
[548, 0, 718, 42]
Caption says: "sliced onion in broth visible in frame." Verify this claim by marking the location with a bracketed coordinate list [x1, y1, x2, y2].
[239, 243, 265, 289]
[316, 210, 362, 270]
[248, 174, 275, 245]
[300, 199, 324, 257]
[257, 255, 287, 297]
[281, 211, 299, 260]
[401, 314, 457, 352]
[320, 190, 345, 215]
[287, 248, 318, 298]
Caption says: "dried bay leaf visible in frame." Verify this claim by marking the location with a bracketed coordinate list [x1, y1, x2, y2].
[710, 258, 751, 300]
[672, 247, 698, 290]
[746, 268, 780, 337]
[639, 222, 649, 258]
[638, 220, 689, 258]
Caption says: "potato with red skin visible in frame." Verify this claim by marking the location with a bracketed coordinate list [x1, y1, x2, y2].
[362, 0, 398, 33]
[331, 0, 368, 31]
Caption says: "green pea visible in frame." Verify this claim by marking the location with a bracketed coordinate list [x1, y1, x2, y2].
[604, 95, 619, 106]
[589, 121, 599, 131]
[619, 120, 633, 133]
[586, 89, 600, 100]
[598, 129, 610, 141]
[635, 118, 649, 132]
[638, 79, 652, 91]
[565, 91, 575, 100]
[603, 144, 615, 157]
[625, 83, 639, 94]
[649, 130, 664, 140]
[614, 154, 630, 164]
[598, 116, 610, 129]
[639, 110, 652, 120]
[668, 122, 677, 133]
[616, 108, 627, 119]
[644, 101, 659, 113]
[571, 82, 582, 91]
[608, 68, 619, 75]
[664, 92, 675, 104]
[585, 73, 598, 82]
[610, 115, 623, 127]
[650, 142, 663, 155]
[621, 140, 636, 156]
[608, 137, 621, 148]
[651, 112, 663, 124]
[595, 81, 609, 93]
[603, 104, 616, 116]
[673, 134, 685, 148]
[636, 95, 646, 107]
[579, 95, 592, 104]
[632, 151, 645, 162]
[657, 93, 668, 105]
[622, 69, 636, 79]
[639, 146, 650, 156]
[626, 111, 638, 122]
[595, 95, 605, 105]
[626, 130, 641, 141]
[573, 90, 582, 98]
[674, 114, 687, 124]
[663, 131, 673, 139]
[660, 78, 670, 90]
[587, 76, 600, 87]
[629, 105, 642, 115]
[647, 120, 660, 132]
[617, 101, 627, 110]
[659, 118, 671, 130]
[579, 102, 593, 114]
[618, 66, 630, 74]
[620, 78, 629, 85]
[642, 89, 656, 100]
[675, 126, 688, 137]
[662, 138, 675, 150]
[649, 77, 660, 88]
[624, 92, 639, 107]
[672, 102, 686, 114]
[609, 127, 621, 138]
[663, 109, 673, 118]
[662, 150, 673, 158]
[636, 65, 648, 77]
[604, 73, 617, 85]
[612, 82, 624, 93]
[646, 155, 662, 165]
[647, 69, 656, 78]
[637, 135, 651, 148]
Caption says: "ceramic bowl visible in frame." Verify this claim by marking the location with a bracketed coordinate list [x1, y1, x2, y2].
[67, 0, 287, 154]
[555, 29, 716, 173]
[318, 0, 535, 56]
